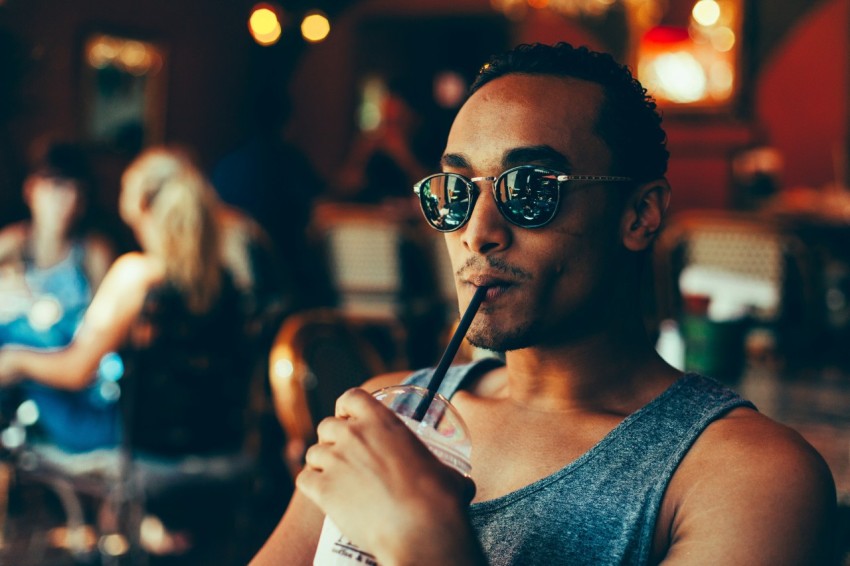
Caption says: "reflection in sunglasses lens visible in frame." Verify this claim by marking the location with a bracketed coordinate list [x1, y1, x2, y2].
[423, 175, 470, 230]
[499, 170, 558, 225]
[419, 168, 563, 231]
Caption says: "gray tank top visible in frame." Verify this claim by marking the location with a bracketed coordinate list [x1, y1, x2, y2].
[403, 359, 755, 565]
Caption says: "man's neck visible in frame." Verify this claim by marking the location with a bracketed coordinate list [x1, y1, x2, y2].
[491, 320, 679, 414]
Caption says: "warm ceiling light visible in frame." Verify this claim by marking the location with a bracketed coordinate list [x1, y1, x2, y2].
[301, 11, 330, 43]
[647, 51, 708, 103]
[492, 0, 664, 22]
[249, 3, 283, 46]
[692, 0, 721, 26]
[710, 26, 736, 51]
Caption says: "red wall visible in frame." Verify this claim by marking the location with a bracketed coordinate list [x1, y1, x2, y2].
[755, 0, 848, 190]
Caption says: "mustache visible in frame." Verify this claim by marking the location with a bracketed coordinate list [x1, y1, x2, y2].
[456, 255, 532, 281]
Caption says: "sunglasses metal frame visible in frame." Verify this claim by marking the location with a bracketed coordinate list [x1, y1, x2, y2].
[413, 165, 632, 232]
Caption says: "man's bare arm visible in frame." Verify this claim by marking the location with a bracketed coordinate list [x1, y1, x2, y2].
[250, 489, 326, 565]
[659, 408, 837, 565]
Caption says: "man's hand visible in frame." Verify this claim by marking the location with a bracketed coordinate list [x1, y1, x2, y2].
[296, 387, 483, 566]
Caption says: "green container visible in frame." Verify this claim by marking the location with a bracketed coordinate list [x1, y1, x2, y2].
[681, 315, 746, 382]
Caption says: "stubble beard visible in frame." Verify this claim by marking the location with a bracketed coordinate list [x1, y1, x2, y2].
[454, 256, 538, 352]
[465, 314, 541, 353]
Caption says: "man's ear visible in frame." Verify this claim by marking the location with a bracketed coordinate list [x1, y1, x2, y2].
[621, 178, 671, 252]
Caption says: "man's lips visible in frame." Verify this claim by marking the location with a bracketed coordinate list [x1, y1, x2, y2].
[466, 274, 512, 288]
[481, 285, 509, 301]
[466, 276, 514, 301]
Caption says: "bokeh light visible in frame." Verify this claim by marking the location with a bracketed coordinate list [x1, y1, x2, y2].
[433, 71, 467, 109]
[249, 3, 283, 46]
[86, 34, 163, 75]
[642, 50, 708, 103]
[710, 26, 736, 52]
[273, 358, 294, 381]
[301, 11, 330, 43]
[692, 0, 721, 27]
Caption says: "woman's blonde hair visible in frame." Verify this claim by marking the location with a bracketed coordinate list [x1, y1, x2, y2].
[120, 146, 222, 313]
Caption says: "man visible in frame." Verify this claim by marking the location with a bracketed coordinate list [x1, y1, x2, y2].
[252, 43, 836, 565]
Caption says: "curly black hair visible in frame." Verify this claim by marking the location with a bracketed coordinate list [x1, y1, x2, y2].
[470, 43, 668, 182]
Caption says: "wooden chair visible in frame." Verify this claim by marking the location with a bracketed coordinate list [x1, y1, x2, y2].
[311, 202, 449, 367]
[268, 309, 406, 478]
[312, 204, 409, 319]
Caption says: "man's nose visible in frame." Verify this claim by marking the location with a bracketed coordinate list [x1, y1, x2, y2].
[460, 184, 512, 254]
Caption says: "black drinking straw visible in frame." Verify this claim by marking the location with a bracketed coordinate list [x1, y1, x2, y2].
[413, 285, 488, 420]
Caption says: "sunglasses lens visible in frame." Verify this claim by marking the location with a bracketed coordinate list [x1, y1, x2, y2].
[496, 168, 560, 227]
[418, 174, 471, 231]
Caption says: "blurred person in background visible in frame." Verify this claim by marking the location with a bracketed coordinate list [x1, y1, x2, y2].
[0, 146, 249, 456]
[212, 85, 334, 311]
[0, 141, 114, 347]
[0, 145, 256, 555]
[334, 84, 430, 208]
[0, 140, 117, 452]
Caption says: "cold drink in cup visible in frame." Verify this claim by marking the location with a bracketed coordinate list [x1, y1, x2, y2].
[312, 384, 472, 566]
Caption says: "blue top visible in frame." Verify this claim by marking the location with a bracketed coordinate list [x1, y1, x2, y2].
[0, 241, 120, 453]
[403, 359, 755, 565]
[0, 241, 91, 348]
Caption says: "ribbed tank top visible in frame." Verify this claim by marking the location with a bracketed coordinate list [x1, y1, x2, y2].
[403, 358, 756, 566]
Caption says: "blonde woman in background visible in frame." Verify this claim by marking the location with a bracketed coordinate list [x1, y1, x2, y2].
[0, 145, 255, 556]
[0, 146, 249, 457]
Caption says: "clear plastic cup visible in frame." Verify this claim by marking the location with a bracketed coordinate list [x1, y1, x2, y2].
[313, 385, 472, 566]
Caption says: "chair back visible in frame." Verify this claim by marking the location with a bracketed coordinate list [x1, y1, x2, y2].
[655, 212, 808, 317]
[268, 309, 398, 477]
[652, 210, 816, 368]
[312, 202, 450, 367]
[316, 205, 406, 319]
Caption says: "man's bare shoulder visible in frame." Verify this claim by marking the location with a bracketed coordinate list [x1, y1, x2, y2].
[685, 406, 833, 485]
[659, 406, 837, 564]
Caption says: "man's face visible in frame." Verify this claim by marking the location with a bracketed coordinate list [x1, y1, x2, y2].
[442, 73, 633, 351]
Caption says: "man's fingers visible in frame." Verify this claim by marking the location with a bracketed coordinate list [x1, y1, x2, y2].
[303, 442, 334, 472]
[334, 387, 380, 419]
[294, 464, 324, 506]
[334, 388, 404, 431]
[297, 442, 345, 508]
[315, 415, 348, 443]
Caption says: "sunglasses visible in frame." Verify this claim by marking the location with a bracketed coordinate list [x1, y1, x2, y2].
[413, 165, 632, 232]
